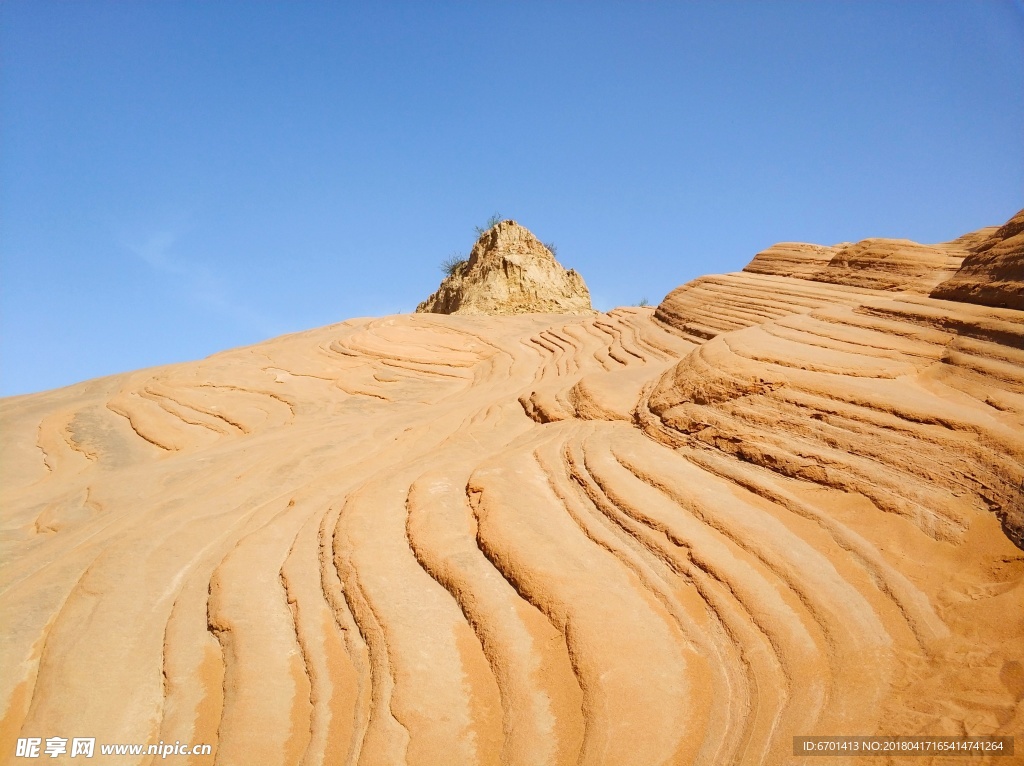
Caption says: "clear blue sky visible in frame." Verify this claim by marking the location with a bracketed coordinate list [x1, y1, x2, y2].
[2, 2, 1022, 396]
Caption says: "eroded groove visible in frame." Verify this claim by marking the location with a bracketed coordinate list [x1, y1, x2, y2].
[3, 230, 1022, 764]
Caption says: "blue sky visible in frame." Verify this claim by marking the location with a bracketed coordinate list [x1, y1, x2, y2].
[2, 1, 1022, 396]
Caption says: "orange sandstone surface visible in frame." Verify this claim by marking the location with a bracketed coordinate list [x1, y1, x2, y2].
[1, 212, 1022, 765]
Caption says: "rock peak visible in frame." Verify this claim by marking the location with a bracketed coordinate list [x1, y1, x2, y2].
[416, 220, 594, 315]
[468, 219, 553, 262]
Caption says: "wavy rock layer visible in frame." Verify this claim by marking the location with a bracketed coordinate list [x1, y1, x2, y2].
[2, 219, 1023, 766]
[932, 208, 1024, 311]
[416, 221, 593, 316]
[807, 238, 967, 293]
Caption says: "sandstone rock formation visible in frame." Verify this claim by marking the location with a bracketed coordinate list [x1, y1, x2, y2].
[932, 208, 1024, 310]
[416, 220, 593, 315]
[1, 211, 1022, 765]
[742, 241, 840, 279]
[746, 230, 995, 295]
[806, 237, 966, 293]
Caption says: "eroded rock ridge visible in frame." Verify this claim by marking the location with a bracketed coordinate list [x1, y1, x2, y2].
[416, 220, 593, 315]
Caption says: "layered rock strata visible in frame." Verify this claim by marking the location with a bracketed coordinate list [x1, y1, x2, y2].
[1, 211, 1021, 766]
[932, 208, 1024, 310]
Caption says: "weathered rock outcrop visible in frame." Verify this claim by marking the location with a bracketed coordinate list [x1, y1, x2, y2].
[746, 236, 972, 294]
[1, 213, 1021, 765]
[932, 208, 1024, 310]
[743, 241, 841, 278]
[416, 220, 593, 315]
[807, 237, 967, 293]
[742, 215, 1020, 299]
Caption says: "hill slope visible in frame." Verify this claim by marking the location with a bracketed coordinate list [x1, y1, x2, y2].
[1, 212, 1022, 766]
